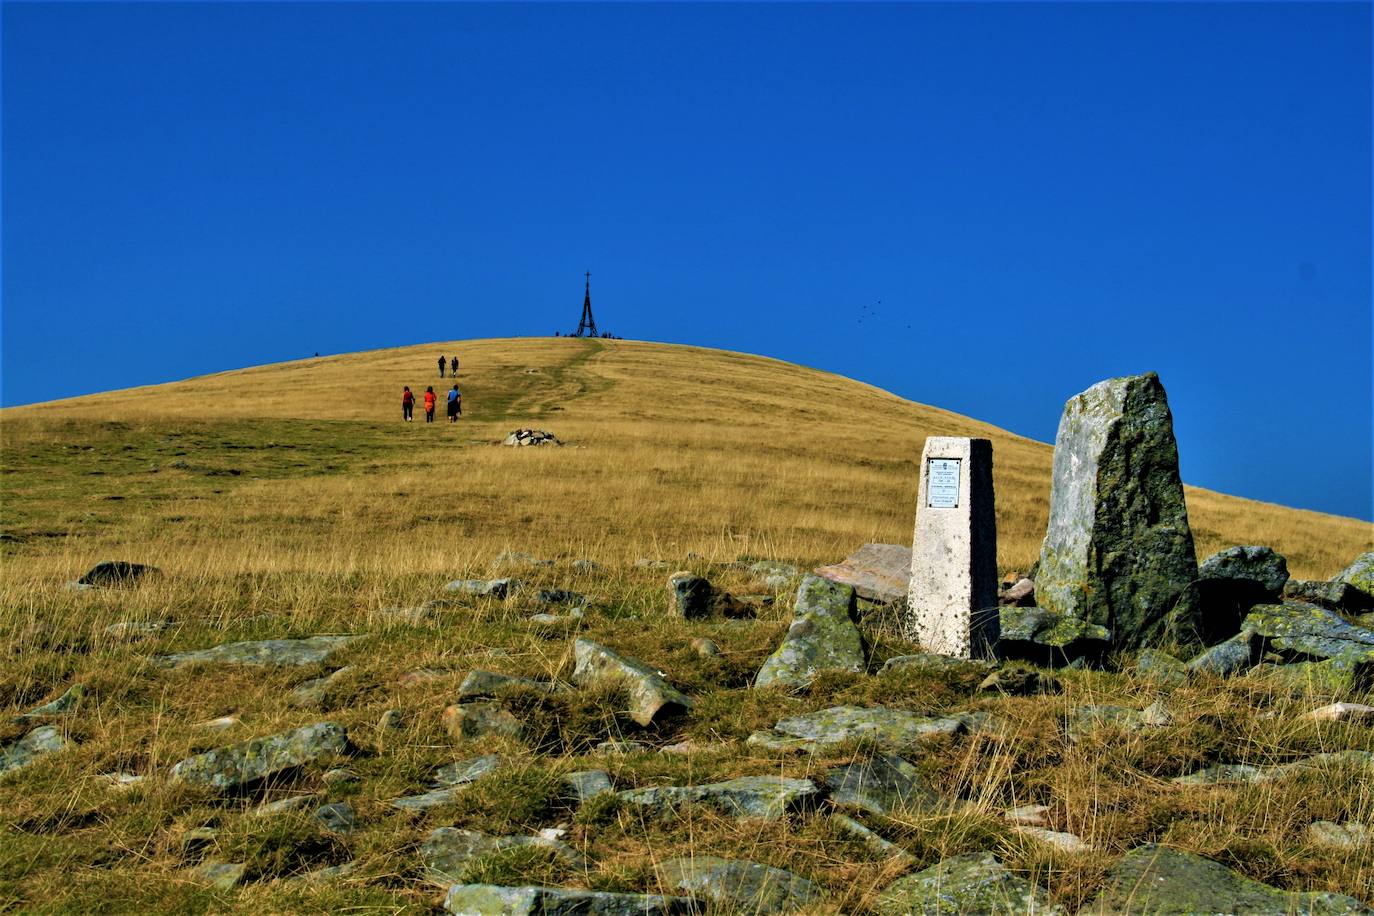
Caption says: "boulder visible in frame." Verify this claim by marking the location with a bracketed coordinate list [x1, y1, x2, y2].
[572, 639, 692, 726]
[502, 429, 561, 447]
[997, 607, 1111, 665]
[442, 885, 696, 915]
[0, 725, 67, 775]
[1194, 546, 1289, 639]
[1284, 580, 1374, 614]
[458, 670, 567, 699]
[1186, 631, 1260, 676]
[152, 635, 357, 669]
[755, 575, 864, 689]
[658, 856, 822, 913]
[1243, 602, 1374, 664]
[618, 775, 820, 820]
[169, 721, 348, 793]
[288, 665, 356, 709]
[1132, 649, 1189, 686]
[999, 578, 1036, 607]
[1334, 552, 1374, 598]
[747, 705, 966, 754]
[1080, 843, 1372, 914]
[444, 578, 513, 599]
[421, 827, 586, 885]
[77, 560, 159, 588]
[1265, 658, 1374, 695]
[825, 754, 941, 815]
[814, 543, 912, 604]
[442, 701, 525, 741]
[18, 684, 84, 719]
[564, 769, 614, 804]
[874, 852, 1063, 915]
[829, 814, 915, 864]
[1034, 373, 1201, 649]
[668, 572, 713, 619]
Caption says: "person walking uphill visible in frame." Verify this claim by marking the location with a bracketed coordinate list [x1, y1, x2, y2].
[402, 386, 415, 422]
[424, 386, 437, 423]
[438, 355, 447, 378]
[446, 384, 461, 422]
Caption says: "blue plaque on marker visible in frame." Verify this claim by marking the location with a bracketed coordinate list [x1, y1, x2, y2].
[927, 458, 961, 508]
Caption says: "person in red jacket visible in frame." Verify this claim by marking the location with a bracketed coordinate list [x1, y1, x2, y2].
[423, 386, 437, 423]
[401, 386, 415, 422]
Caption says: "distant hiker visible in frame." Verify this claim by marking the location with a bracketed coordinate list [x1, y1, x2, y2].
[438, 355, 447, 378]
[424, 386, 437, 423]
[447, 384, 461, 422]
[402, 386, 415, 422]
[450, 355, 459, 373]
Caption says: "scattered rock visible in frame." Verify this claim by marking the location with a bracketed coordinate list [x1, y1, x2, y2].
[1305, 702, 1374, 723]
[1308, 821, 1372, 848]
[1000, 578, 1036, 607]
[875, 852, 1063, 915]
[377, 709, 403, 730]
[1080, 843, 1371, 914]
[322, 767, 360, 786]
[618, 775, 821, 820]
[571, 559, 600, 573]
[659, 855, 822, 913]
[830, 813, 914, 864]
[755, 575, 864, 689]
[1140, 699, 1173, 727]
[564, 769, 614, 804]
[196, 715, 241, 731]
[595, 740, 647, 754]
[748, 560, 800, 581]
[1194, 546, 1290, 636]
[571, 639, 692, 726]
[152, 635, 358, 669]
[1132, 649, 1189, 686]
[748, 705, 965, 754]
[1004, 804, 1051, 827]
[442, 885, 696, 915]
[422, 826, 586, 885]
[192, 861, 246, 890]
[1284, 580, 1374, 614]
[169, 721, 349, 793]
[536, 588, 586, 606]
[18, 684, 83, 719]
[1187, 631, 1259, 676]
[528, 613, 574, 628]
[979, 665, 1061, 696]
[0, 725, 67, 774]
[77, 560, 160, 588]
[435, 754, 503, 787]
[1034, 372, 1201, 649]
[669, 572, 713, 619]
[312, 801, 357, 833]
[690, 637, 720, 658]
[1173, 750, 1374, 785]
[1265, 658, 1374, 694]
[825, 754, 941, 815]
[997, 607, 1111, 665]
[288, 665, 356, 709]
[442, 701, 525, 741]
[459, 670, 567, 699]
[1334, 552, 1374, 598]
[1243, 602, 1374, 664]
[1011, 825, 1092, 853]
[444, 578, 514, 599]
[502, 429, 561, 447]
[255, 794, 315, 816]
[814, 543, 912, 605]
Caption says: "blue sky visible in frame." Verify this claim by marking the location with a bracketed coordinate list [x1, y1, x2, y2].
[3, 3, 1371, 521]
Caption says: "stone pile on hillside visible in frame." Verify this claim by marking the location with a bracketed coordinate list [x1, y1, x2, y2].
[502, 429, 561, 446]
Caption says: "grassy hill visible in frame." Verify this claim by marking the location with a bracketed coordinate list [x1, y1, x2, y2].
[0, 338, 1370, 913]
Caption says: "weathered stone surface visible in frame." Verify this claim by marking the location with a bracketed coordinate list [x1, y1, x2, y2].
[668, 572, 713, 619]
[880, 653, 995, 678]
[193, 860, 246, 889]
[1080, 843, 1372, 914]
[313, 801, 357, 833]
[659, 856, 822, 913]
[1000, 578, 1036, 607]
[815, 543, 912, 604]
[1243, 602, 1374, 664]
[1267, 659, 1374, 695]
[1012, 825, 1092, 853]
[444, 578, 514, 599]
[502, 429, 562, 447]
[748, 705, 965, 754]
[830, 813, 915, 864]
[618, 775, 820, 820]
[997, 607, 1111, 664]
[690, 637, 719, 658]
[442, 884, 697, 915]
[755, 575, 864, 689]
[254, 794, 315, 816]
[1308, 821, 1372, 848]
[0, 725, 67, 775]
[572, 639, 692, 726]
[169, 722, 348, 793]
[1335, 552, 1374, 598]
[565, 769, 614, 804]
[748, 560, 800, 582]
[196, 715, 241, 731]
[1305, 702, 1374, 723]
[442, 701, 525, 741]
[152, 636, 357, 669]
[18, 684, 84, 719]
[536, 588, 586, 607]
[1197, 545, 1289, 600]
[458, 670, 566, 699]
[288, 665, 356, 709]
[1187, 631, 1259, 676]
[1284, 580, 1374, 614]
[1035, 373, 1201, 649]
[78, 560, 159, 588]
[1173, 750, 1374, 785]
[1132, 649, 1189, 686]
[422, 827, 586, 885]
[874, 852, 1063, 915]
[105, 619, 173, 639]
[979, 665, 1061, 696]
[435, 754, 502, 787]
[1004, 804, 1052, 827]
[825, 754, 941, 815]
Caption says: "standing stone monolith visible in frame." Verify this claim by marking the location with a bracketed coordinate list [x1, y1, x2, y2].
[1035, 372, 1200, 649]
[906, 437, 998, 657]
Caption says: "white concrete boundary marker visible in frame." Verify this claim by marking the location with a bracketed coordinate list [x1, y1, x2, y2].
[906, 436, 999, 657]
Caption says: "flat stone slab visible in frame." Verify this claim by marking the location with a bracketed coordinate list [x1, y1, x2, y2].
[0, 725, 67, 775]
[1080, 843, 1372, 914]
[658, 856, 822, 913]
[618, 775, 820, 820]
[444, 578, 514, 599]
[1173, 750, 1374, 785]
[572, 639, 691, 726]
[874, 852, 1063, 915]
[825, 754, 941, 815]
[18, 684, 84, 719]
[565, 769, 614, 804]
[170, 721, 348, 793]
[755, 575, 864, 689]
[1187, 632, 1259, 676]
[388, 755, 502, 810]
[1243, 603, 1374, 664]
[998, 607, 1111, 661]
[815, 543, 912, 604]
[152, 635, 358, 669]
[442, 884, 698, 915]
[1284, 580, 1374, 614]
[830, 813, 915, 864]
[748, 705, 966, 754]
[422, 827, 586, 885]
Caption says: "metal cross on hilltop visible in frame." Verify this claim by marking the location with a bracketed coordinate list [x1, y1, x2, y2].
[574, 271, 599, 338]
